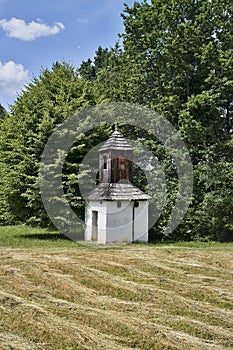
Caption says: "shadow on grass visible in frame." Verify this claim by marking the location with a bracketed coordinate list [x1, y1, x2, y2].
[21, 233, 71, 241]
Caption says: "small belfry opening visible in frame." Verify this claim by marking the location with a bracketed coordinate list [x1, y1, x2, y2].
[111, 157, 133, 183]
[103, 155, 107, 169]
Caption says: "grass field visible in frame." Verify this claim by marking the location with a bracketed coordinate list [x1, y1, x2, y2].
[0, 226, 233, 349]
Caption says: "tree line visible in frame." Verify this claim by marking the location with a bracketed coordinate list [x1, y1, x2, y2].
[0, 0, 232, 241]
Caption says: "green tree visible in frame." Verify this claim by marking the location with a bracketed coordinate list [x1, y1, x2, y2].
[79, 44, 121, 81]
[0, 62, 99, 227]
[1, 0, 232, 242]
[0, 104, 7, 122]
[118, 0, 233, 240]
[121, 0, 233, 125]
[75, 0, 232, 241]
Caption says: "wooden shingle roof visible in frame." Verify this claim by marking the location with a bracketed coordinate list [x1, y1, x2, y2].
[99, 130, 133, 152]
[86, 182, 151, 201]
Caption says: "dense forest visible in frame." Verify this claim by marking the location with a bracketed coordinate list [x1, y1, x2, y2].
[0, 0, 232, 241]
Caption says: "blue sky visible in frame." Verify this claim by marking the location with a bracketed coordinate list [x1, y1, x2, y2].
[0, 0, 136, 109]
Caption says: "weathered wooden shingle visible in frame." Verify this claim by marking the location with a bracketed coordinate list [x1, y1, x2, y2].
[99, 130, 133, 152]
[86, 182, 151, 201]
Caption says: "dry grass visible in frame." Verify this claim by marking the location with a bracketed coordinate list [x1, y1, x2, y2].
[0, 241, 233, 349]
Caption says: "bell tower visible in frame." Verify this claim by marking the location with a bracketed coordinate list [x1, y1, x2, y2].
[99, 123, 133, 183]
[85, 124, 151, 244]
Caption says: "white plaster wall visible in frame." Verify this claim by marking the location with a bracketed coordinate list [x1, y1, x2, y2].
[106, 200, 149, 243]
[133, 201, 149, 242]
[106, 201, 133, 243]
[85, 200, 149, 244]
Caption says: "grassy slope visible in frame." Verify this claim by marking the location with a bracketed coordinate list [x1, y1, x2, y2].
[0, 226, 233, 349]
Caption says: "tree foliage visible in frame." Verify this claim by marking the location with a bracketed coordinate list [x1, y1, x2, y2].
[0, 63, 102, 227]
[0, 0, 232, 241]
[116, 0, 233, 240]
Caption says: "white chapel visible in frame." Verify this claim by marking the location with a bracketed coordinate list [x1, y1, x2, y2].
[84, 125, 151, 244]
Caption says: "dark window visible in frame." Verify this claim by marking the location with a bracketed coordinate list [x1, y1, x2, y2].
[117, 201, 122, 208]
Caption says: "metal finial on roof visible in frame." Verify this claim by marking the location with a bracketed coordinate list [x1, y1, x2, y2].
[114, 122, 118, 132]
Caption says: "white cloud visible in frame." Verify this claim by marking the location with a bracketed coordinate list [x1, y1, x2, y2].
[0, 17, 65, 41]
[77, 17, 88, 23]
[0, 61, 28, 104]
